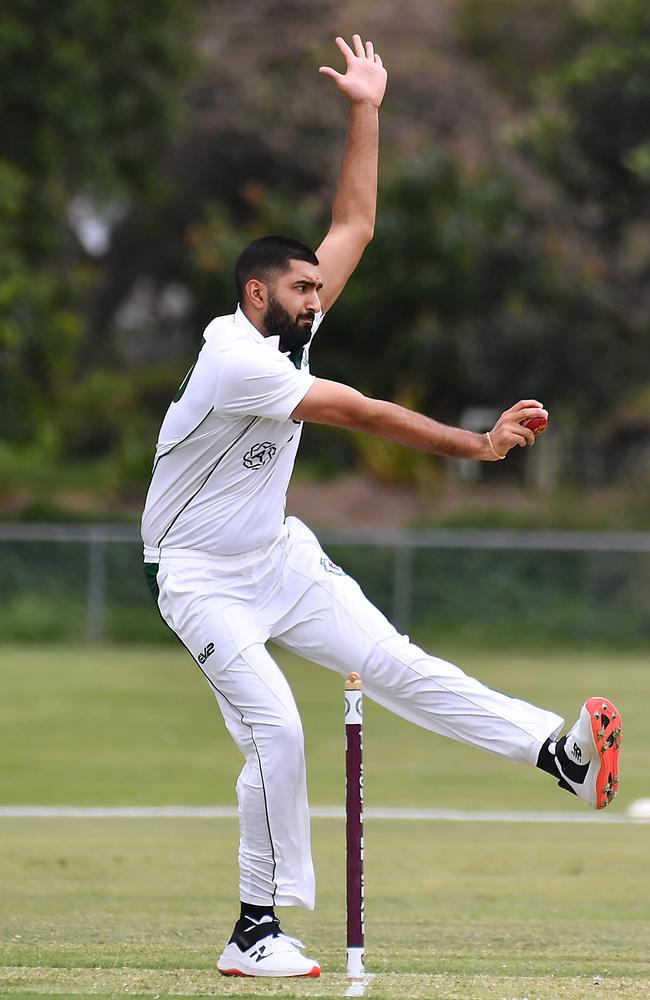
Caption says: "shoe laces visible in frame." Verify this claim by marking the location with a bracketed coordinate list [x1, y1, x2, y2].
[252, 915, 304, 950]
[276, 931, 305, 951]
[239, 915, 305, 952]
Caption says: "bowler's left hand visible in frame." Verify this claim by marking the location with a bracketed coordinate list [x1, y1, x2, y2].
[319, 34, 387, 109]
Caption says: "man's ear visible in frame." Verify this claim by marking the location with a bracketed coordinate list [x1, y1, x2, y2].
[245, 278, 267, 313]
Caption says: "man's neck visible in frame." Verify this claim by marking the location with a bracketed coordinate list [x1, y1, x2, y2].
[240, 303, 267, 336]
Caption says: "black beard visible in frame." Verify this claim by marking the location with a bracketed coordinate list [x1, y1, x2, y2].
[265, 294, 313, 354]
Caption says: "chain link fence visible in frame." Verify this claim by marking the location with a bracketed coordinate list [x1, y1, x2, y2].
[1, 523, 649, 645]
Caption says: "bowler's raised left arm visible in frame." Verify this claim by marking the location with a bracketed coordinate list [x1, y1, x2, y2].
[316, 34, 387, 313]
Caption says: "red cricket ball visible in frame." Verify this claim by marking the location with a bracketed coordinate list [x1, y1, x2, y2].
[523, 414, 549, 436]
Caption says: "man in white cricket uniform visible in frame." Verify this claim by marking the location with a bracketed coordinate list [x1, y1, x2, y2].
[141, 35, 622, 979]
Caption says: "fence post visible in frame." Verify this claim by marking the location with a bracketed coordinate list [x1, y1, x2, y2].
[86, 538, 107, 642]
[391, 543, 413, 633]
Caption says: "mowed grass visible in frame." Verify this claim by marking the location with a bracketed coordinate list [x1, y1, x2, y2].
[1, 642, 649, 999]
[1, 818, 649, 999]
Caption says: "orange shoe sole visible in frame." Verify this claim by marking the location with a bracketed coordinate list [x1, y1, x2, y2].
[585, 696, 622, 809]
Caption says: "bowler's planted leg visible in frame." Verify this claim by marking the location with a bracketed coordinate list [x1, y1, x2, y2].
[155, 556, 320, 978]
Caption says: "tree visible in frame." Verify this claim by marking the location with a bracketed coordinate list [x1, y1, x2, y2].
[514, 0, 650, 241]
[317, 152, 642, 428]
[4, 0, 649, 504]
[0, 0, 195, 444]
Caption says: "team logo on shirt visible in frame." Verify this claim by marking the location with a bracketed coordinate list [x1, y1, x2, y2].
[320, 556, 346, 576]
[243, 441, 277, 469]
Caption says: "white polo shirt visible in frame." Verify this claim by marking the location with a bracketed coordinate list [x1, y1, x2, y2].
[141, 306, 320, 558]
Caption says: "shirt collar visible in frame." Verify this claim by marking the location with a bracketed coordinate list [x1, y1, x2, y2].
[234, 305, 281, 352]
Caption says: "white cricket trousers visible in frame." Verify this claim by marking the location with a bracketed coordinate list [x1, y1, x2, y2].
[153, 516, 563, 910]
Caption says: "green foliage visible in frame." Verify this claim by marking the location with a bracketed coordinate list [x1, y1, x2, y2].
[514, 0, 650, 237]
[0, 0, 194, 246]
[3, 0, 650, 503]
[456, 0, 579, 102]
[314, 152, 645, 432]
[0, 596, 80, 641]
[0, 161, 83, 443]
[192, 148, 644, 434]
[0, 0, 196, 466]
[325, 542, 650, 647]
[3, 532, 650, 646]
[0, 361, 184, 509]
[187, 186, 326, 313]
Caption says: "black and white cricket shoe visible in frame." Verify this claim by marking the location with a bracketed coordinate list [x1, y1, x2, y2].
[554, 697, 622, 809]
[217, 914, 320, 978]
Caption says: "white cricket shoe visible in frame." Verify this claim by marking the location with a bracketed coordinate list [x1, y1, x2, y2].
[217, 915, 320, 978]
[555, 697, 622, 809]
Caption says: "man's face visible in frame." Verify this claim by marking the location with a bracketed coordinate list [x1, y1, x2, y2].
[263, 260, 323, 354]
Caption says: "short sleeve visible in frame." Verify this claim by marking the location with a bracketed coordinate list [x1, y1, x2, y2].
[214, 344, 315, 421]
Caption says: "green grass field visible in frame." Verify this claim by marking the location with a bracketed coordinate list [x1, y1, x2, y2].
[1, 642, 649, 999]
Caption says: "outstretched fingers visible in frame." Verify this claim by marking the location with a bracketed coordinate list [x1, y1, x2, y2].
[352, 33, 365, 58]
[318, 64, 344, 82]
[334, 34, 355, 62]
[333, 33, 380, 67]
[319, 35, 356, 79]
[320, 33, 387, 108]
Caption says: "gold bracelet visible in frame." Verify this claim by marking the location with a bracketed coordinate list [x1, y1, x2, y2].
[485, 431, 506, 460]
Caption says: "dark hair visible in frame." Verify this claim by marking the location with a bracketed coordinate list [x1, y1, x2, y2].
[235, 235, 318, 301]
